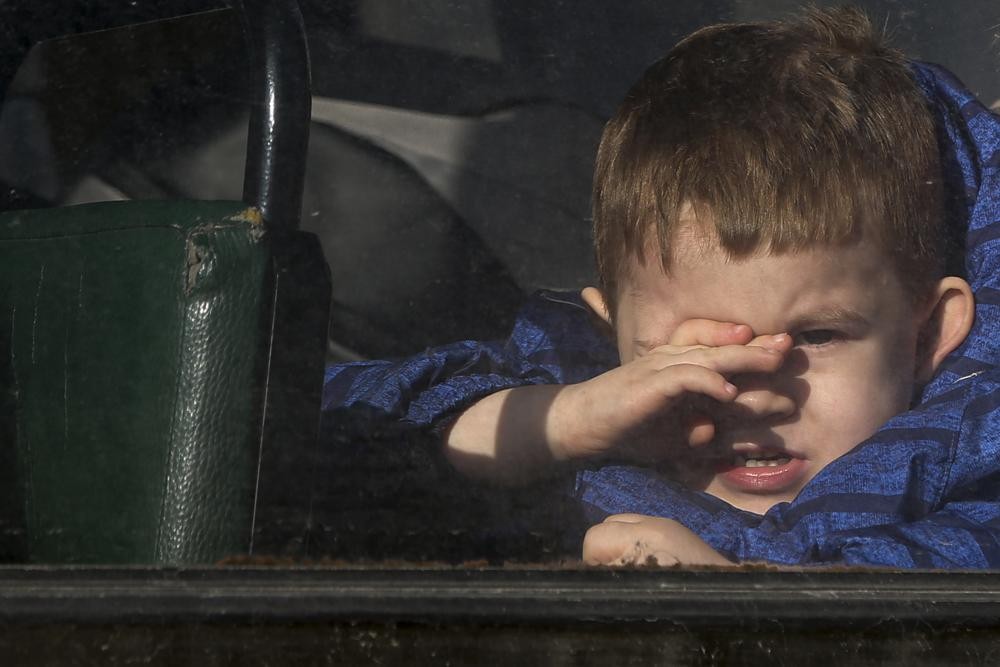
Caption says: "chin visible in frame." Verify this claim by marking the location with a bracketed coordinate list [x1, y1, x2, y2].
[729, 496, 785, 515]
[710, 490, 797, 516]
[674, 463, 807, 515]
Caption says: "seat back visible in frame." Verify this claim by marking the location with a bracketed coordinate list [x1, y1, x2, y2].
[0, 200, 272, 563]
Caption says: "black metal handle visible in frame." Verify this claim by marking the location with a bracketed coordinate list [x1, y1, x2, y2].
[231, 0, 311, 233]
[0, 1, 312, 226]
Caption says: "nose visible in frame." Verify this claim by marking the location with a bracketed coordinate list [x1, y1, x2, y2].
[722, 374, 798, 425]
[732, 388, 797, 421]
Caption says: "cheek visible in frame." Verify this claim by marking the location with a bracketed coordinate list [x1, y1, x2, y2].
[611, 318, 640, 364]
[869, 334, 922, 410]
[801, 344, 917, 436]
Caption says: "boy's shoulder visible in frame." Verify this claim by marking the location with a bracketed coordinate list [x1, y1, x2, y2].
[322, 289, 617, 420]
[506, 289, 617, 384]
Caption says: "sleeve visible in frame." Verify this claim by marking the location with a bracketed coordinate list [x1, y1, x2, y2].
[577, 374, 1000, 568]
[318, 291, 616, 562]
[321, 289, 618, 432]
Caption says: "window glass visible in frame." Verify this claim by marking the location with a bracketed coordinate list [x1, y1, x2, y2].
[0, 0, 998, 572]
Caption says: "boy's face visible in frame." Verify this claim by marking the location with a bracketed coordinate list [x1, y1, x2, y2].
[609, 227, 927, 515]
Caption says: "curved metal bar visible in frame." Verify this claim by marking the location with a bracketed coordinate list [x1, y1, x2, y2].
[231, 0, 311, 233]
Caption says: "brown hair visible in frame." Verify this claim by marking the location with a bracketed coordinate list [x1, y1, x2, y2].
[592, 6, 943, 314]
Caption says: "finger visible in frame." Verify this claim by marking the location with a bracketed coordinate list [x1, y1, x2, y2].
[747, 332, 792, 352]
[668, 319, 753, 348]
[657, 345, 789, 378]
[648, 334, 791, 361]
[603, 513, 649, 524]
[640, 551, 681, 567]
[645, 363, 740, 404]
[582, 522, 626, 565]
[584, 518, 734, 567]
[584, 519, 682, 567]
[583, 521, 656, 565]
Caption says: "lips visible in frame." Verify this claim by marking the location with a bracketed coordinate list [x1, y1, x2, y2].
[714, 452, 809, 494]
[731, 453, 790, 468]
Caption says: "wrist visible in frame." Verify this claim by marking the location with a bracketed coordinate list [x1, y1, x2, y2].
[545, 383, 585, 462]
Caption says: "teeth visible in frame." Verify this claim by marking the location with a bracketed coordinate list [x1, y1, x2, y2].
[733, 455, 791, 468]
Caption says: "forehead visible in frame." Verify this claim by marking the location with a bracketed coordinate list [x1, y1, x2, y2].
[621, 234, 905, 338]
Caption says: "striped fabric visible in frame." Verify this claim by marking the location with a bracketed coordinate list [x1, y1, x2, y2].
[323, 62, 1000, 567]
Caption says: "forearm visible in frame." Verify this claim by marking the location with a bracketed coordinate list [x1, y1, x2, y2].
[444, 384, 576, 485]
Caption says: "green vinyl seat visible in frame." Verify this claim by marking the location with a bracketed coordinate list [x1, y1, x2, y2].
[0, 200, 274, 564]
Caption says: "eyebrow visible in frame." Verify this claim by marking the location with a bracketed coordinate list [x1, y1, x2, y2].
[785, 306, 871, 332]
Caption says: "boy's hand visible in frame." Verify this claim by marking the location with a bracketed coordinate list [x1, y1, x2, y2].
[444, 318, 792, 484]
[547, 322, 792, 464]
[582, 513, 732, 566]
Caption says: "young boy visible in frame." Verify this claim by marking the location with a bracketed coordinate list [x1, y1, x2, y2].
[324, 8, 1000, 568]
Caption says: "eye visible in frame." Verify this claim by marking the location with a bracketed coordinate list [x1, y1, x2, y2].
[794, 329, 838, 347]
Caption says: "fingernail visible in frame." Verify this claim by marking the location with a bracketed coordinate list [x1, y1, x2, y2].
[771, 334, 789, 344]
[725, 382, 738, 394]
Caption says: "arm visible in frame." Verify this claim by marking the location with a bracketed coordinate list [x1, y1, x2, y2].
[322, 291, 616, 434]
[319, 294, 608, 562]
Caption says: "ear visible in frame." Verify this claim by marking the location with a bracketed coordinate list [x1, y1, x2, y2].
[581, 286, 614, 338]
[915, 276, 975, 384]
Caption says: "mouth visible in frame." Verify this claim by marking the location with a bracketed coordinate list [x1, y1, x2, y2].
[713, 449, 808, 495]
[730, 453, 792, 468]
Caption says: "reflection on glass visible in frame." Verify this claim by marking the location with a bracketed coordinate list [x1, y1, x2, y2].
[0, 1, 998, 573]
